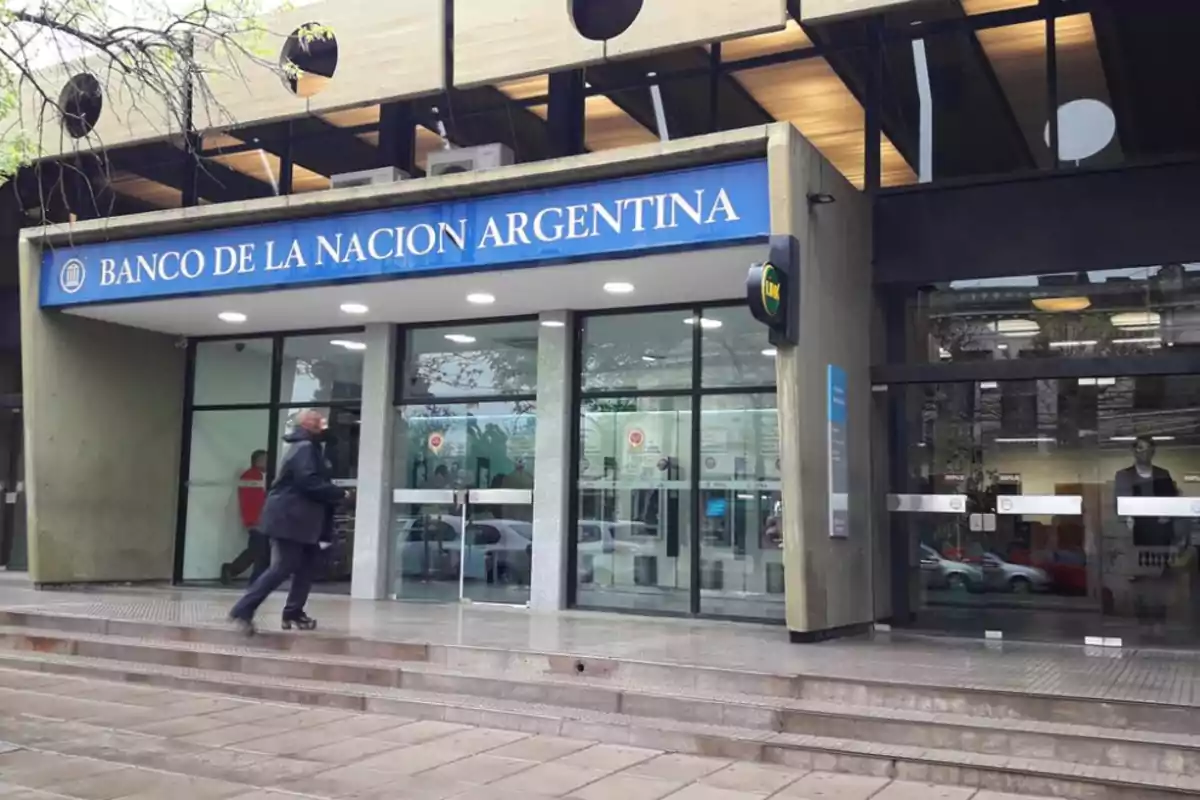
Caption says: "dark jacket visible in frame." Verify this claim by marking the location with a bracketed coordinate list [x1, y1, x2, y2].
[1115, 464, 1179, 547]
[260, 429, 346, 545]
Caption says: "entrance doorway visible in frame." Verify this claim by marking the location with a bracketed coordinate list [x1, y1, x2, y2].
[888, 376, 1200, 647]
[0, 405, 25, 571]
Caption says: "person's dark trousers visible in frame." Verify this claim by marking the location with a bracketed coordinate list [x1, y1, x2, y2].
[225, 530, 270, 582]
[229, 538, 318, 622]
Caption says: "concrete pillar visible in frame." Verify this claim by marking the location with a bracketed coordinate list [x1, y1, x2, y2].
[531, 310, 574, 611]
[18, 238, 185, 584]
[351, 323, 396, 600]
[767, 126, 877, 641]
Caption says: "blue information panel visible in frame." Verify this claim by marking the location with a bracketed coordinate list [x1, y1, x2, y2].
[828, 364, 849, 539]
[41, 159, 770, 308]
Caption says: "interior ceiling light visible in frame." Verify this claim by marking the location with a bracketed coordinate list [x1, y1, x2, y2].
[762, 348, 778, 357]
[466, 293, 495, 305]
[444, 333, 477, 344]
[603, 282, 635, 294]
[1049, 340, 1099, 348]
[339, 302, 369, 315]
[540, 320, 566, 328]
[992, 318, 1039, 335]
[1111, 311, 1161, 328]
[684, 316, 723, 330]
[218, 311, 247, 323]
[330, 339, 367, 351]
[1032, 296, 1091, 312]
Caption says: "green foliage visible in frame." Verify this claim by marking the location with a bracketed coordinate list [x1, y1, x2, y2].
[0, 0, 269, 182]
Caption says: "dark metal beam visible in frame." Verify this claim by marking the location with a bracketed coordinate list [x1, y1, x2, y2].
[547, 70, 586, 157]
[108, 142, 273, 203]
[379, 102, 417, 175]
[226, 116, 383, 178]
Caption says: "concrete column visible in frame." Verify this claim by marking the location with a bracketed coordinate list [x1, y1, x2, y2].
[531, 310, 574, 611]
[18, 238, 185, 584]
[767, 126, 877, 642]
[351, 323, 396, 600]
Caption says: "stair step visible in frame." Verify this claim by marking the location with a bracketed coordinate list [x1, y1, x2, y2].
[0, 649, 1195, 800]
[1, 611, 1198, 737]
[3, 623, 1198, 756]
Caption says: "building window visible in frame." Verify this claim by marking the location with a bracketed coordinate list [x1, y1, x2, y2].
[572, 303, 780, 620]
[180, 331, 363, 585]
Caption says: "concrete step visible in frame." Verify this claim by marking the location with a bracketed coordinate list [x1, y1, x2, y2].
[0, 624, 1198, 778]
[0, 608, 1195, 736]
[0, 650, 1194, 800]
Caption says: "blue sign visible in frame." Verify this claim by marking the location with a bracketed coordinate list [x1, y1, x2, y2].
[828, 364, 849, 539]
[40, 160, 770, 308]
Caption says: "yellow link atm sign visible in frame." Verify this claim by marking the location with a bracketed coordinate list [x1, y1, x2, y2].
[746, 235, 798, 346]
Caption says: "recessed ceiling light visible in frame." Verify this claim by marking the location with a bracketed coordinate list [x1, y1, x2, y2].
[1153, 435, 1177, 442]
[330, 339, 367, 351]
[642, 355, 659, 362]
[762, 348, 777, 357]
[540, 320, 566, 328]
[340, 303, 369, 315]
[603, 282, 635, 294]
[684, 316, 723, 330]
[444, 333, 477, 344]
[218, 311, 247, 324]
[1033, 296, 1091, 313]
[1111, 311, 1160, 329]
[466, 293, 495, 305]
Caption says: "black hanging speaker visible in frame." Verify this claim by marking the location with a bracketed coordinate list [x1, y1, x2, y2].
[570, 0, 644, 41]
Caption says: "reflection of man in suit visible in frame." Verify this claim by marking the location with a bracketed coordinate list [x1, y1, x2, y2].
[1115, 436, 1179, 547]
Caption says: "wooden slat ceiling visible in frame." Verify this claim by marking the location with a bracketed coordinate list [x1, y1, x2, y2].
[961, 0, 1037, 13]
[974, 13, 1118, 168]
[733, 59, 916, 188]
[111, 17, 937, 208]
[497, 75, 658, 153]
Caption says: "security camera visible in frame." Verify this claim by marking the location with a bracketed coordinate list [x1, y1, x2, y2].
[234, 342, 246, 353]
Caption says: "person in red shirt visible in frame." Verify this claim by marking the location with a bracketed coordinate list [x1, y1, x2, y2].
[221, 450, 270, 585]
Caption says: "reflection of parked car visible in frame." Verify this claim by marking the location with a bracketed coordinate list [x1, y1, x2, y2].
[395, 515, 532, 582]
[577, 521, 653, 585]
[920, 544, 983, 590]
[981, 552, 1050, 594]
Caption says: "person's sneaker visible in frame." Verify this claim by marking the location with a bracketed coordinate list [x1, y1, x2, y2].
[229, 615, 256, 637]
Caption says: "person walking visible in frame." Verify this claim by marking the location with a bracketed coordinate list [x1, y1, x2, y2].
[229, 410, 346, 635]
[220, 449, 270, 585]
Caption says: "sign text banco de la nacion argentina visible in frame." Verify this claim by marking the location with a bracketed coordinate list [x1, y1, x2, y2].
[41, 160, 769, 307]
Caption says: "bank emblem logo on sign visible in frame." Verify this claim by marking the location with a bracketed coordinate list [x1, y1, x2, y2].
[760, 263, 782, 320]
[59, 258, 86, 294]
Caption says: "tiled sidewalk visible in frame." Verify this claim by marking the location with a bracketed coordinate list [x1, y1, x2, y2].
[2, 576, 1200, 707]
[0, 669, 1050, 800]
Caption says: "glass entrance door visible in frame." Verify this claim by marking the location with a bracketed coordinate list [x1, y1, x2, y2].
[889, 376, 1200, 647]
[388, 487, 533, 606]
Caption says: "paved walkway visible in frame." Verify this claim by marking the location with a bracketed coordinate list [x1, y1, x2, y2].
[1, 574, 1200, 707]
[0, 669, 1049, 800]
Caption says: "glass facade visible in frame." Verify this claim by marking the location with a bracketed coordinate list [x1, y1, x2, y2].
[886, 266, 1200, 647]
[907, 265, 1200, 364]
[573, 305, 780, 620]
[180, 332, 363, 586]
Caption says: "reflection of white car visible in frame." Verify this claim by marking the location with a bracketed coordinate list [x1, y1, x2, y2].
[395, 515, 532, 582]
[981, 552, 1050, 594]
[577, 521, 653, 585]
[577, 520, 651, 555]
